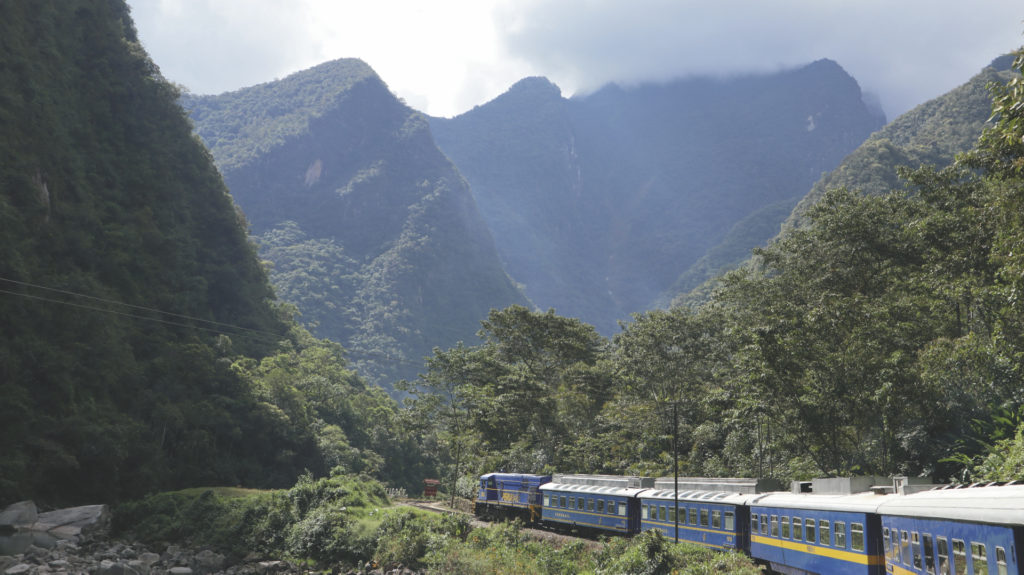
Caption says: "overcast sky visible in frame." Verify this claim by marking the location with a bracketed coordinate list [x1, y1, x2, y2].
[127, 0, 1022, 120]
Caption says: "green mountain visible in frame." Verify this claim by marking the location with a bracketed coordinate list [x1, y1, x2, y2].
[183, 61, 529, 388]
[784, 54, 1018, 229]
[668, 55, 1018, 308]
[430, 60, 885, 333]
[0, 0, 294, 503]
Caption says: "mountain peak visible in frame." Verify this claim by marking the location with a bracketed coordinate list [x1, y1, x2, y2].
[507, 76, 562, 96]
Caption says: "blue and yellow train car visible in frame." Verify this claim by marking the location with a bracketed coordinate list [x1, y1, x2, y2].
[748, 490, 888, 575]
[475, 472, 551, 521]
[540, 476, 648, 535]
[639, 489, 750, 551]
[876, 484, 1024, 575]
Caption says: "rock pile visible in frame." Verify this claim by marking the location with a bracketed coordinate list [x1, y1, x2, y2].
[0, 501, 424, 575]
[0, 538, 311, 575]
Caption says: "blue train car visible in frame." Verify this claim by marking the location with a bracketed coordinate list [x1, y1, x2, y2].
[475, 473, 551, 521]
[749, 491, 888, 575]
[540, 477, 648, 535]
[639, 489, 750, 551]
[876, 484, 1024, 575]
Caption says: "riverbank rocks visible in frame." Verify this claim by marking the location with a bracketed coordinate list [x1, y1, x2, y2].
[0, 501, 425, 575]
[0, 501, 108, 548]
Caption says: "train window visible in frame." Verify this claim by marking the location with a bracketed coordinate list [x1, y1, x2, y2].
[608, 501, 617, 515]
[689, 508, 697, 526]
[578, 497, 585, 511]
[852, 523, 864, 552]
[544, 494, 550, 507]
[701, 509, 709, 527]
[892, 529, 901, 564]
[793, 517, 803, 541]
[559, 495, 567, 508]
[641, 505, 648, 520]
[953, 539, 966, 575]
[669, 507, 676, 523]
[568, 497, 575, 509]
[618, 502, 626, 517]
[770, 515, 779, 537]
[819, 520, 830, 546]
[679, 506, 687, 525]
[712, 510, 721, 529]
[835, 521, 846, 548]
[781, 516, 790, 538]
[597, 499, 604, 513]
[883, 527, 891, 559]
[725, 511, 735, 531]
[971, 542, 988, 575]
[901, 531, 911, 565]
[996, 546, 1008, 575]
[588, 499, 594, 512]
[912, 532, 921, 569]
[751, 513, 759, 533]
[805, 518, 816, 543]
[761, 514, 769, 535]
[923, 534, 935, 574]
[658, 505, 665, 521]
[937, 537, 950, 575]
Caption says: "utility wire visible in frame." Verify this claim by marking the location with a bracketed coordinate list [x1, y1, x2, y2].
[0, 277, 285, 343]
[0, 276, 434, 369]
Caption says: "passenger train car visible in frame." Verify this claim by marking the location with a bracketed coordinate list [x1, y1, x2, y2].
[875, 484, 1024, 575]
[475, 472, 1024, 575]
[748, 489, 887, 574]
[540, 474, 651, 535]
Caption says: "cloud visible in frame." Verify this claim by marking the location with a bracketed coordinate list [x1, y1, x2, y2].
[128, 0, 323, 94]
[496, 0, 1024, 117]
[127, 0, 1023, 118]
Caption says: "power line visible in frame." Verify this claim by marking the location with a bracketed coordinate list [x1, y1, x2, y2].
[0, 277, 286, 343]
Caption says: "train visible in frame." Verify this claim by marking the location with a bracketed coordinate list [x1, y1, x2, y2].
[475, 472, 1024, 574]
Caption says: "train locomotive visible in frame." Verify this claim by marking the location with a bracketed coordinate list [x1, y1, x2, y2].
[475, 473, 1024, 575]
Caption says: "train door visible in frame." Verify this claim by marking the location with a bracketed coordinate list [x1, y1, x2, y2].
[486, 475, 497, 502]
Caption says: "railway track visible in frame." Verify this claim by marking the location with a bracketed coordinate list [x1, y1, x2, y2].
[397, 499, 600, 547]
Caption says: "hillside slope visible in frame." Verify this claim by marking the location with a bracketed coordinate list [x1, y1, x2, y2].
[185, 61, 529, 387]
[431, 60, 884, 332]
[0, 0, 291, 503]
[785, 55, 1018, 228]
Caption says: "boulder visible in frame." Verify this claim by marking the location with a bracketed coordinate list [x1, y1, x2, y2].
[0, 502, 37, 532]
[32, 504, 109, 543]
[191, 550, 225, 574]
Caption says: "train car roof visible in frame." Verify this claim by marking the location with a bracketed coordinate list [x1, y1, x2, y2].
[876, 484, 1024, 525]
[541, 482, 649, 497]
[480, 472, 550, 480]
[749, 491, 893, 514]
[639, 489, 751, 506]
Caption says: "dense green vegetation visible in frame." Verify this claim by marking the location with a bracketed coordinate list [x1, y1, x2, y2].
[0, 0, 292, 504]
[0, 0, 432, 505]
[184, 62, 529, 390]
[408, 52, 1024, 488]
[431, 61, 885, 333]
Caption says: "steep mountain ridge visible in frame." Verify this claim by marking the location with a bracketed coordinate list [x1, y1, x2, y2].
[185, 61, 529, 387]
[0, 0, 291, 503]
[785, 55, 1018, 228]
[431, 60, 885, 332]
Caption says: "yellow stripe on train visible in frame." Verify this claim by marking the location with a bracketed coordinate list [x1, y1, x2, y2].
[751, 535, 885, 566]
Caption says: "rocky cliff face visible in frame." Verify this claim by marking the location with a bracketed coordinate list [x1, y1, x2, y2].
[432, 60, 885, 332]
